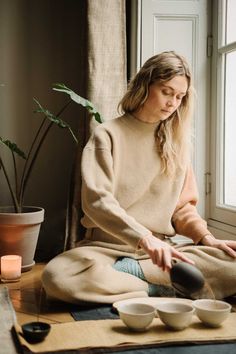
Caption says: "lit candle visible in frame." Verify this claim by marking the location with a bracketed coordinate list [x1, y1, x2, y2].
[1, 255, 22, 283]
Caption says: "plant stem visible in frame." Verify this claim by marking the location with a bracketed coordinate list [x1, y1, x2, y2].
[20, 121, 53, 207]
[18, 117, 47, 204]
[19, 99, 72, 207]
[12, 151, 18, 200]
[0, 156, 20, 212]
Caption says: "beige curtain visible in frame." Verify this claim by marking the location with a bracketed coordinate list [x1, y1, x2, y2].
[64, 0, 127, 250]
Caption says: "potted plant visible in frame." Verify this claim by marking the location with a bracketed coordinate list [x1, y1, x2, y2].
[0, 84, 102, 271]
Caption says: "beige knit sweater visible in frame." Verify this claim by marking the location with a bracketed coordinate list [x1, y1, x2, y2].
[42, 114, 236, 303]
[80, 113, 209, 250]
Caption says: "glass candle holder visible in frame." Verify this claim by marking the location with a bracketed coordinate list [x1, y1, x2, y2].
[1, 255, 22, 283]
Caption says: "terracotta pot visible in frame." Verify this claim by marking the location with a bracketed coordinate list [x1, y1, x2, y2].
[0, 206, 44, 272]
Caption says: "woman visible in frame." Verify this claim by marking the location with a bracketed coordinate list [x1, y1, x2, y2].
[42, 51, 236, 304]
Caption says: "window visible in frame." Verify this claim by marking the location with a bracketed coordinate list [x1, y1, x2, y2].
[209, 0, 236, 234]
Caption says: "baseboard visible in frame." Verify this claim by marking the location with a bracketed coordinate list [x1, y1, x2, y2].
[207, 219, 236, 240]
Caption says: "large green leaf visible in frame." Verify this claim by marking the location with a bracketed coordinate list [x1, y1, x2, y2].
[0, 137, 26, 159]
[53, 83, 103, 124]
[33, 99, 78, 144]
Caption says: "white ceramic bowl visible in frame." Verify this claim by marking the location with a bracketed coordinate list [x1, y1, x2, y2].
[193, 299, 231, 327]
[156, 302, 195, 330]
[117, 302, 156, 331]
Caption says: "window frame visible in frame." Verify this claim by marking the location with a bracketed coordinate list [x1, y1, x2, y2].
[208, 0, 236, 236]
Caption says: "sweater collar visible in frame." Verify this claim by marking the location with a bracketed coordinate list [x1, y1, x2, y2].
[121, 113, 160, 132]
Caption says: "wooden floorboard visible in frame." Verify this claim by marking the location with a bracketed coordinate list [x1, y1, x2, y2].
[5, 263, 74, 325]
[1, 263, 76, 353]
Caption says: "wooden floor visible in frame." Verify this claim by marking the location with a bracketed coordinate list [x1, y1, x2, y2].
[2, 263, 236, 354]
[5, 263, 75, 326]
[4, 262, 236, 328]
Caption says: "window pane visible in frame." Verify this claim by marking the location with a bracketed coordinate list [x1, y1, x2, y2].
[224, 51, 236, 206]
[226, 0, 236, 44]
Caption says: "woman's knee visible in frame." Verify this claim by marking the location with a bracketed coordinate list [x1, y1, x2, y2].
[41, 248, 96, 299]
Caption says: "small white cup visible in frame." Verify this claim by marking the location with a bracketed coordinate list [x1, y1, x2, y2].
[1, 255, 22, 283]
[193, 299, 231, 327]
[117, 302, 156, 331]
[156, 302, 195, 330]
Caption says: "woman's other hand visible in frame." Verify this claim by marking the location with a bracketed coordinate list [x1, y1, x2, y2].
[201, 234, 236, 258]
[139, 234, 194, 272]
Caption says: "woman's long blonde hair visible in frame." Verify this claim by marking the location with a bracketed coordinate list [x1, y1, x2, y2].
[119, 51, 194, 176]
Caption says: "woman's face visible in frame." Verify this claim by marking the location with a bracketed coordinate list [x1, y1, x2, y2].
[140, 75, 188, 123]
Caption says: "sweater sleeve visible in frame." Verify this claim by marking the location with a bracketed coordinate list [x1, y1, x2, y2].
[172, 165, 210, 244]
[81, 129, 152, 248]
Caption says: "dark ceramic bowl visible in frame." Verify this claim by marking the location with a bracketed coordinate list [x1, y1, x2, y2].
[22, 321, 51, 342]
[170, 261, 205, 297]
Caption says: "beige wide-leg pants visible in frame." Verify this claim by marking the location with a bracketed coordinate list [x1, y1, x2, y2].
[42, 244, 236, 304]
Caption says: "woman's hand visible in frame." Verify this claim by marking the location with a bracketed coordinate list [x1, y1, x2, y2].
[201, 234, 236, 258]
[139, 234, 194, 272]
